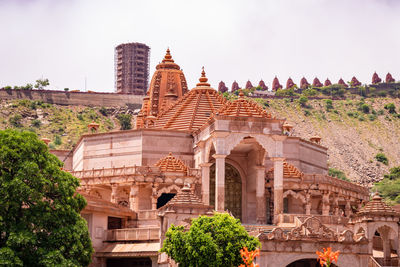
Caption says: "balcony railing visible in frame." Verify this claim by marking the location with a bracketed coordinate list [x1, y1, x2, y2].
[106, 227, 160, 241]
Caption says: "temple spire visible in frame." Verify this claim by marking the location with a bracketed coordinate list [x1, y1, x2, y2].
[162, 48, 174, 63]
[196, 66, 210, 87]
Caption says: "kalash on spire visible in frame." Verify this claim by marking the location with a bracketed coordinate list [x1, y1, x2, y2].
[136, 48, 189, 128]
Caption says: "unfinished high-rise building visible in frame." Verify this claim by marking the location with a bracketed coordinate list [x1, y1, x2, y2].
[115, 42, 150, 95]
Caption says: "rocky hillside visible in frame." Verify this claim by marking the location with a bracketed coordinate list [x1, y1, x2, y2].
[262, 97, 400, 187]
[1, 96, 399, 187]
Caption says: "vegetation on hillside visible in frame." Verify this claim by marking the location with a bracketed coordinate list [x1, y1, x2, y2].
[374, 167, 400, 204]
[0, 99, 134, 149]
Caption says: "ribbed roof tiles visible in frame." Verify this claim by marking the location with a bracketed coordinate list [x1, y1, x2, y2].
[166, 185, 205, 207]
[357, 193, 399, 216]
[155, 152, 188, 173]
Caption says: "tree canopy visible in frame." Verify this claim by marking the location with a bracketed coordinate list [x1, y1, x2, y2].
[0, 129, 93, 266]
[161, 213, 260, 267]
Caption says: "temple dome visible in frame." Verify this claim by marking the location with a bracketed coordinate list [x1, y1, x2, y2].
[152, 68, 226, 132]
[136, 48, 189, 128]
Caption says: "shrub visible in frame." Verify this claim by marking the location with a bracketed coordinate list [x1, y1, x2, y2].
[347, 112, 354, 117]
[377, 109, 385, 116]
[329, 168, 350, 181]
[302, 88, 318, 97]
[298, 96, 308, 107]
[77, 114, 84, 121]
[384, 103, 396, 113]
[99, 107, 108, 116]
[54, 135, 62, 146]
[377, 91, 387, 97]
[368, 114, 376, 121]
[31, 119, 41, 128]
[361, 103, 370, 114]
[117, 114, 132, 130]
[324, 99, 333, 111]
[375, 153, 388, 165]
[9, 114, 23, 128]
[304, 110, 311, 116]
[358, 115, 365, 121]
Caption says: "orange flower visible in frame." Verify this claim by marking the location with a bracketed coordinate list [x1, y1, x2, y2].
[239, 247, 260, 267]
[316, 247, 340, 267]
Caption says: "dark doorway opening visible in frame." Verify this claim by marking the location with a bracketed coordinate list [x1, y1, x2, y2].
[107, 216, 122, 230]
[106, 257, 152, 267]
[157, 193, 176, 209]
[286, 259, 337, 267]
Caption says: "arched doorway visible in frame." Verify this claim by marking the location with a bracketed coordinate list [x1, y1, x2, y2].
[209, 163, 242, 219]
[286, 259, 337, 267]
[157, 193, 176, 209]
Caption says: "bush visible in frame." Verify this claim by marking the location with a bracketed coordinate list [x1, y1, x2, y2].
[298, 96, 308, 107]
[77, 114, 84, 121]
[347, 112, 354, 117]
[304, 110, 311, 116]
[384, 103, 396, 114]
[375, 153, 388, 165]
[358, 115, 365, 121]
[324, 99, 333, 111]
[329, 168, 350, 181]
[117, 114, 132, 130]
[377, 109, 385, 116]
[31, 119, 41, 128]
[368, 114, 376, 121]
[302, 88, 318, 97]
[9, 114, 23, 128]
[99, 107, 108, 116]
[361, 104, 370, 114]
[378, 91, 387, 97]
[54, 135, 62, 146]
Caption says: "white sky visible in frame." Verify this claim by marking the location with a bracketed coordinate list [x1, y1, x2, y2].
[1, 0, 400, 92]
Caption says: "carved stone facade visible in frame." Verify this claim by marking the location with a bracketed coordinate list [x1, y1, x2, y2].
[51, 49, 400, 267]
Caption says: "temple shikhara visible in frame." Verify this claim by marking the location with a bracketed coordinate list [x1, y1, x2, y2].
[52, 49, 400, 267]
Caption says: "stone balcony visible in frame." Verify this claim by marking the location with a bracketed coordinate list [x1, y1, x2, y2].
[105, 227, 160, 242]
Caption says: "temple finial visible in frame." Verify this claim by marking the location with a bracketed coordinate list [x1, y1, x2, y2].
[196, 66, 210, 87]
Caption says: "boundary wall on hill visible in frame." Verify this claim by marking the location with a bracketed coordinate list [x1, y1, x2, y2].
[0, 89, 143, 108]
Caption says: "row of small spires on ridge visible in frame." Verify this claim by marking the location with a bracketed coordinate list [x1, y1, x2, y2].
[218, 72, 397, 93]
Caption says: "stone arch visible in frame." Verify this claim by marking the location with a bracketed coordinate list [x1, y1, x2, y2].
[157, 184, 181, 198]
[224, 133, 276, 157]
[279, 254, 341, 267]
[283, 190, 306, 204]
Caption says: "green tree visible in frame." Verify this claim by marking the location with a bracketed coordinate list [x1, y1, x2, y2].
[161, 213, 260, 267]
[0, 129, 93, 266]
[117, 114, 132, 130]
[34, 78, 50, 90]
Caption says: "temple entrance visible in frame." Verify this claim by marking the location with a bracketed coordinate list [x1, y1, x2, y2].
[286, 259, 337, 267]
[209, 163, 242, 219]
[106, 257, 152, 267]
[157, 193, 176, 209]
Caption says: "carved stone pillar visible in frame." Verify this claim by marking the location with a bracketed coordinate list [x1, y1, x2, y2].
[305, 191, 311, 215]
[151, 184, 158, 210]
[272, 157, 285, 224]
[322, 191, 330, 216]
[255, 166, 266, 224]
[333, 194, 339, 216]
[110, 184, 118, 204]
[345, 198, 352, 217]
[129, 183, 139, 211]
[200, 163, 213, 205]
[213, 154, 226, 212]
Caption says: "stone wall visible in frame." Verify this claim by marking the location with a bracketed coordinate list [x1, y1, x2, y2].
[0, 89, 143, 108]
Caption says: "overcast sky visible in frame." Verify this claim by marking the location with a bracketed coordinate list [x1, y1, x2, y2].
[1, 0, 399, 92]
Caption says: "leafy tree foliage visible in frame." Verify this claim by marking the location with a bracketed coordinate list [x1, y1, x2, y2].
[298, 96, 308, 107]
[161, 213, 260, 267]
[384, 103, 396, 114]
[117, 114, 132, 130]
[374, 166, 400, 204]
[0, 129, 93, 266]
[34, 78, 50, 90]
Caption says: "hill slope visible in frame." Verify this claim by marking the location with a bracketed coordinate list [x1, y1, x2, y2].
[1, 97, 399, 187]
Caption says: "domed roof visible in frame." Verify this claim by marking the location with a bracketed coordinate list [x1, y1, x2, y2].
[136, 48, 189, 128]
[152, 68, 226, 132]
[217, 91, 272, 119]
[356, 193, 399, 216]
